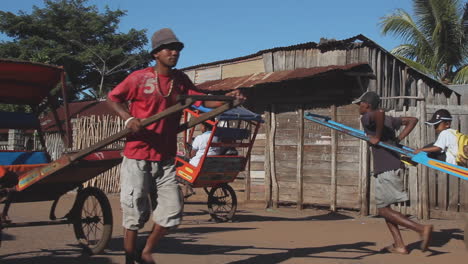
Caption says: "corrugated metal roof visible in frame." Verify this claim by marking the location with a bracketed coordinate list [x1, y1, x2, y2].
[197, 63, 372, 91]
[182, 34, 375, 71]
[183, 34, 452, 94]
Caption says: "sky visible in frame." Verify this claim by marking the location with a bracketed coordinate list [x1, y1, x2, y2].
[0, 0, 414, 69]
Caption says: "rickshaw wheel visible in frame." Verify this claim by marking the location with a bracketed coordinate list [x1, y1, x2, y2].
[207, 184, 237, 222]
[72, 187, 113, 255]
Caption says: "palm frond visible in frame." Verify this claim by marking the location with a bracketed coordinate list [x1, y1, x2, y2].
[391, 44, 418, 59]
[452, 64, 468, 84]
[394, 55, 436, 77]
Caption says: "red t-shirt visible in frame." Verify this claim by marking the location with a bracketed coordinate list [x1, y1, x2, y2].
[108, 67, 203, 161]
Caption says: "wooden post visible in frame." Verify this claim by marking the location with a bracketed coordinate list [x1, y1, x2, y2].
[330, 105, 338, 211]
[417, 85, 429, 219]
[264, 109, 272, 208]
[297, 105, 304, 210]
[420, 91, 429, 220]
[245, 155, 251, 201]
[360, 124, 370, 215]
[270, 104, 279, 208]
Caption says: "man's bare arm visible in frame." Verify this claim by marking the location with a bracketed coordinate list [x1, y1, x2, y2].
[107, 98, 142, 133]
[398, 116, 418, 142]
[369, 109, 385, 145]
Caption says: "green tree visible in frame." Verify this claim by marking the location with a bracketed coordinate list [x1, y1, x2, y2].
[0, 0, 150, 100]
[379, 0, 468, 84]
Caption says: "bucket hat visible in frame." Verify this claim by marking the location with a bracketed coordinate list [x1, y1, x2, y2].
[150, 28, 184, 54]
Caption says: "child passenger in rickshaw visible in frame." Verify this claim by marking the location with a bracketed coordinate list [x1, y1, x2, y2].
[189, 122, 222, 166]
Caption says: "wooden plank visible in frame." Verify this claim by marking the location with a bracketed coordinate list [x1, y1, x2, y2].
[439, 171, 449, 211]
[262, 52, 274, 73]
[273, 51, 286, 71]
[430, 209, 468, 220]
[285, 50, 296, 70]
[390, 57, 397, 109]
[294, 49, 307, 69]
[270, 104, 279, 208]
[184, 70, 196, 83]
[369, 170, 377, 215]
[296, 105, 304, 210]
[375, 50, 381, 95]
[264, 109, 272, 207]
[330, 105, 338, 211]
[336, 185, 360, 209]
[245, 153, 251, 201]
[460, 173, 468, 212]
[419, 89, 429, 219]
[194, 66, 221, 84]
[366, 48, 377, 92]
[428, 168, 437, 210]
[447, 177, 460, 212]
[221, 57, 265, 78]
[306, 49, 319, 68]
[426, 104, 468, 114]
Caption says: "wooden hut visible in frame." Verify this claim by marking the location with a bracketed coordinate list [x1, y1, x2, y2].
[183, 34, 466, 220]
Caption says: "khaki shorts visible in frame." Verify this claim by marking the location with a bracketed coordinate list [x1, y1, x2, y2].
[120, 157, 183, 230]
[374, 169, 409, 208]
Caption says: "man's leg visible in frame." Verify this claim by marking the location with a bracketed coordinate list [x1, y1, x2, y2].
[141, 159, 183, 263]
[120, 157, 151, 263]
[379, 207, 424, 233]
[124, 228, 138, 263]
[379, 206, 433, 251]
[140, 224, 168, 263]
[378, 207, 408, 254]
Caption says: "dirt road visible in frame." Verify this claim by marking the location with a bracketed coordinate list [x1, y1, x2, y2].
[0, 193, 466, 264]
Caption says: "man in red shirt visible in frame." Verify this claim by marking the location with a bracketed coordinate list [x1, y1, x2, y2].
[108, 28, 243, 264]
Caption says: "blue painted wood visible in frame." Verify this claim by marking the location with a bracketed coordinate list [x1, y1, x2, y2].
[304, 112, 468, 181]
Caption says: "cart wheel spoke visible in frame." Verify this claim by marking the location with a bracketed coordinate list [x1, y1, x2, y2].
[73, 187, 113, 255]
[207, 184, 237, 222]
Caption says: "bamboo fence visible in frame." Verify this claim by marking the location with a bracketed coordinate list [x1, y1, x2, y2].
[39, 115, 125, 193]
[73, 115, 125, 193]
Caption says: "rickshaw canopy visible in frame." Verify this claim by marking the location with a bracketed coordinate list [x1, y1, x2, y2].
[192, 105, 263, 122]
[0, 59, 63, 105]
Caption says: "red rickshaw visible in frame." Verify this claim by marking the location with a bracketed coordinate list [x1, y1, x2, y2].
[176, 104, 263, 222]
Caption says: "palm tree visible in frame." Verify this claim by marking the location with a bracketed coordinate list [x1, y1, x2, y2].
[380, 0, 468, 84]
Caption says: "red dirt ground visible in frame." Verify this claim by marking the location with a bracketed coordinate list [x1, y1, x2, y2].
[0, 193, 466, 264]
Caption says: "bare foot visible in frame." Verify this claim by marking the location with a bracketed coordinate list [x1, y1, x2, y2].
[420, 224, 433, 252]
[380, 244, 409, 254]
[139, 251, 156, 264]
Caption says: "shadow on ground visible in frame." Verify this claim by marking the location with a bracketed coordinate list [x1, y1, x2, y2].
[233, 211, 354, 222]
[403, 228, 463, 256]
[0, 216, 463, 263]
[0, 248, 117, 264]
[225, 241, 378, 263]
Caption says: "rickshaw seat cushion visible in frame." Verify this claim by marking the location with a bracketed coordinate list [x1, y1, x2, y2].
[214, 128, 250, 140]
[0, 151, 48, 165]
[0, 111, 40, 129]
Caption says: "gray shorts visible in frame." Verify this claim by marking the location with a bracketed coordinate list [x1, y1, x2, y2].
[374, 169, 409, 208]
[120, 157, 183, 230]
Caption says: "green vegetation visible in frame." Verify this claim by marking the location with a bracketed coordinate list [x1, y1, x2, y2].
[380, 0, 468, 84]
[0, 0, 150, 101]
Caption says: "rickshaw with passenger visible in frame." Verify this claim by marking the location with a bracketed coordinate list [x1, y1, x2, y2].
[175, 104, 263, 222]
